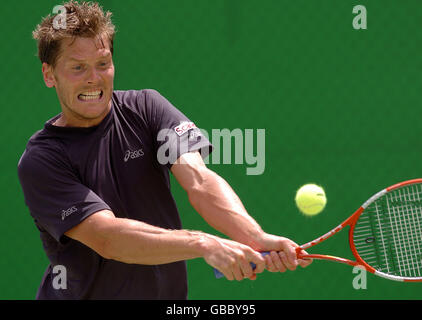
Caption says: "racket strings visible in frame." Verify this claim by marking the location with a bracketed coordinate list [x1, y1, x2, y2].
[353, 184, 422, 279]
[389, 186, 422, 277]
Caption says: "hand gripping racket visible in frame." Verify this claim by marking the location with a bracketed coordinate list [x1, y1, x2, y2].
[214, 179, 422, 282]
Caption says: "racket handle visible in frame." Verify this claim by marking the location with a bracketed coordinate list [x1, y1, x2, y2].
[213, 251, 270, 279]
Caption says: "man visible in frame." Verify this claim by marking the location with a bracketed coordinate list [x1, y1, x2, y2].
[18, 1, 311, 299]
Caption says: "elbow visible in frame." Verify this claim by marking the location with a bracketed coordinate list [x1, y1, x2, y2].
[99, 239, 131, 263]
[92, 225, 119, 261]
[95, 237, 114, 260]
[94, 222, 137, 264]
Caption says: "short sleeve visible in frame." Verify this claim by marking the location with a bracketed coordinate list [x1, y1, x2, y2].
[139, 89, 213, 169]
[17, 146, 111, 243]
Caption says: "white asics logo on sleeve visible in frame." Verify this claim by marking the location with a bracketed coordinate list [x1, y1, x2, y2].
[124, 149, 144, 162]
[61, 206, 77, 221]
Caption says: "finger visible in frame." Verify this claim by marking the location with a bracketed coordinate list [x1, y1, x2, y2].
[239, 258, 254, 279]
[232, 263, 244, 281]
[282, 244, 299, 269]
[298, 258, 313, 268]
[221, 269, 234, 281]
[222, 256, 240, 281]
[269, 250, 287, 272]
[279, 251, 296, 271]
[264, 253, 277, 272]
[297, 250, 313, 267]
[250, 252, 266, 274]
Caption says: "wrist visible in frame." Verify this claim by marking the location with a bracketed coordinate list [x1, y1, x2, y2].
[246, 230, 267, 251]
[241, 229, 277, 252]
[185, 230, 214, 258]
[229, 225, 266, 251]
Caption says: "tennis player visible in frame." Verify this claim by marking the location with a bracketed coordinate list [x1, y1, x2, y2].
[17, 1, 311, 299]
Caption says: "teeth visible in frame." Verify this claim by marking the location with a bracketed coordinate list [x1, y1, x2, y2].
[79, 90, 102, 101]
[80, 90, 101, 96]
[80, 95, 100, 100]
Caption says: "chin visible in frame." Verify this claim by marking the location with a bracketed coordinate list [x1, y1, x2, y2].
[71, 97, 111, 123]
[83, 103, 111, 119]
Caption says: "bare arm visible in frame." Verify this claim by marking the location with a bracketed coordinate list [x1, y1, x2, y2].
[171, 151, 312, 271]
[65, 209, 266, 281]
[65, 210, 206, 264]
[65, 151, 310, 282]
[171, 152, 264, 249]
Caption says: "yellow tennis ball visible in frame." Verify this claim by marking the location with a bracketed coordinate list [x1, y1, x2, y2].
[295, 184, 327, 216]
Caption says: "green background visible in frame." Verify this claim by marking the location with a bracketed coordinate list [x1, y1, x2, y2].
[1, 0, 421, 299]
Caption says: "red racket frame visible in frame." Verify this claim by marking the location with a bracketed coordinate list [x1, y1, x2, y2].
[295, 178, 422, 282]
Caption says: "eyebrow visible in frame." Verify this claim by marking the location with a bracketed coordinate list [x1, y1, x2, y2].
[67, 53, 112, 63]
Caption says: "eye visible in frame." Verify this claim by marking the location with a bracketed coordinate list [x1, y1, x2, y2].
[72, 65, 83, 71]
[99, 61, 110, 67]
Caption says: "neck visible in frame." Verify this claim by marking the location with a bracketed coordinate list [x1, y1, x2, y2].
[54, 102, 111, 128]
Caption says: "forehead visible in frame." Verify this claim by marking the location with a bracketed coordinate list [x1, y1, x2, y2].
[58, 36, 112, 61]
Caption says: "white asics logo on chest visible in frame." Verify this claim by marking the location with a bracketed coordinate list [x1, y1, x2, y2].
[124, 149, 144, 162]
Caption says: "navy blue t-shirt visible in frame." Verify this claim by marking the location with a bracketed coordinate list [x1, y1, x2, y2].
[17, 89, 212, 299]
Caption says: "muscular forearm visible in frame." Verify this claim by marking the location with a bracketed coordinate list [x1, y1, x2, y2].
[100, 217, 208, 264]
[186, 167, 264, 250]
[66, 209, 268, 279]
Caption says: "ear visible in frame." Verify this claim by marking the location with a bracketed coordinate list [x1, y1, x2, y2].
[42, 63, 56, 88]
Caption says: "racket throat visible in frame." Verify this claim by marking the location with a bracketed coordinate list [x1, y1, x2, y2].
[297, 253, 357, 267]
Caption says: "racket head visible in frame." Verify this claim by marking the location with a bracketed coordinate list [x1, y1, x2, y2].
[350, 179, 422, 282]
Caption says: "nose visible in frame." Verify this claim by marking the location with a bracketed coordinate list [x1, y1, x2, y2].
[86, 66, 101, 84]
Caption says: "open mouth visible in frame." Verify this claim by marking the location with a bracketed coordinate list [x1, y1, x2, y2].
[78, 90, 103, 102]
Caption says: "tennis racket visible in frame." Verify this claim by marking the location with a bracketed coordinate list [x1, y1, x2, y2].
[214, 178, 422, 282]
